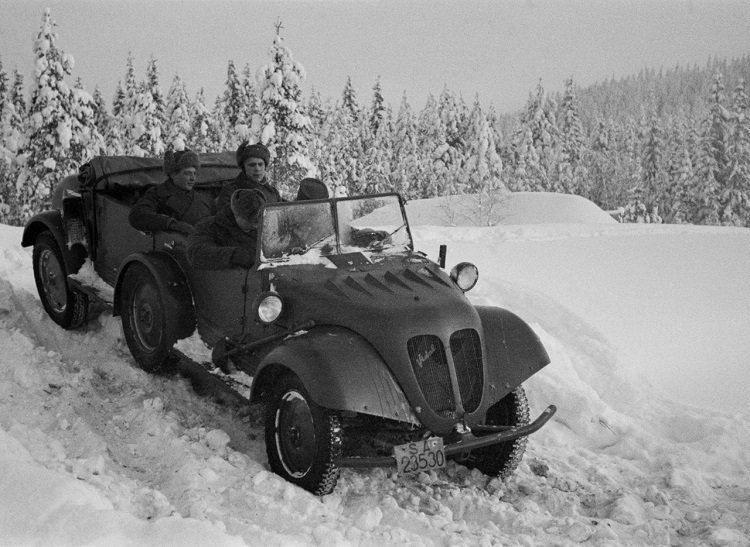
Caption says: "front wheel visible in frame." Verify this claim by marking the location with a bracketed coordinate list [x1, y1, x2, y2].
[120, 263, 175, 372]
[265, 374, 342, 495]
[454, 386, 531, 478]
[32, 232, 88, 329]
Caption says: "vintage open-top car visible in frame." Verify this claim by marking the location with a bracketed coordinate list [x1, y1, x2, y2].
[22, 153, 556, 495]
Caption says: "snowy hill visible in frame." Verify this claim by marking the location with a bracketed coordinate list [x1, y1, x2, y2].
[1, 192, 749, 546]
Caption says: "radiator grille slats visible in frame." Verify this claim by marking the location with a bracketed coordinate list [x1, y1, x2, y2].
[407, 329, 484, 415]
[407, 335, 454, 412]
[450, 329, 483, 413]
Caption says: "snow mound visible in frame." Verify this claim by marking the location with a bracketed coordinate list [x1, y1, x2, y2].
[405, 191, 617, 226]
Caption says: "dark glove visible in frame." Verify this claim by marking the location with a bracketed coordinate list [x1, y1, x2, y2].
[168, 219, 195, 235]
[231, 247, 254, 268]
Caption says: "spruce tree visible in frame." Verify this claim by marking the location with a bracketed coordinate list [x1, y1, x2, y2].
[70, 78, 105, 159]
[721, 79, 750, 225]
[341, 76, 361, 124]
[256, 20, 313, 194]
[164, 74, 192, 150]
[190, 88, 216, 152]
[16, 8, 78, 220]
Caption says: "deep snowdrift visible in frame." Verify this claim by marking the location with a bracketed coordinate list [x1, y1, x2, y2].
[1, 193, 748, 546]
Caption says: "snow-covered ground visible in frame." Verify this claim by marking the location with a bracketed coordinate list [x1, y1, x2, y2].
[1, 192, 748, 546]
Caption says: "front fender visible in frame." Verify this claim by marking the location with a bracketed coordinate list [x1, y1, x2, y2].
[477, 306, 550, 404]
[113, 251, 195, 339]
[251, 326, 419, 424]
[22, 211, 86, 275]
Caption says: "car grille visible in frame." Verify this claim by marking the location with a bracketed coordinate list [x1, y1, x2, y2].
[407, 335, 455, 412]
[407, 329, 484, 414]
[450, 329, 483, 413]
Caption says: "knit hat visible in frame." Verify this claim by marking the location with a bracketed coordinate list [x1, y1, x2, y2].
[163, 149, 200, 175]
[230, 188, 267, 229]
[236, 141, 270, 169]
[296, 178, 329, 201]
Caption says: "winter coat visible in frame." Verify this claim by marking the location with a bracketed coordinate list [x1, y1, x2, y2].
[187, 205, 258, 270]
[215, 171, 282, 212]
[129, 179, 214, 232]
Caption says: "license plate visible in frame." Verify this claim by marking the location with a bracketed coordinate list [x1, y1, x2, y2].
[393, 437, 446, 475]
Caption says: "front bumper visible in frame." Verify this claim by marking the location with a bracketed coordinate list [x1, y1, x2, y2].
[336, 404, 557, 468]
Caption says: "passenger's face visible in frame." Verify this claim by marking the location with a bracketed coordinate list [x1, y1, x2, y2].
[243, 158, 266, 183]
[172, 167, 197, 190]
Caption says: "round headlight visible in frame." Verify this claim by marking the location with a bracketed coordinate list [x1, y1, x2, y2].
[450, 262, 479, 292]
[256, 292, 283, 323]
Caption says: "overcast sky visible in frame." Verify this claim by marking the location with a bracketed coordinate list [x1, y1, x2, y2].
[1, 0, 750, 113]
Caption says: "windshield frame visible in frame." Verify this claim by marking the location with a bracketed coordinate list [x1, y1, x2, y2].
[258, 192, 412, 265]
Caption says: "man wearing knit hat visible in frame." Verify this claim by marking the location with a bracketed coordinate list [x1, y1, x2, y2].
[215, 141, 282, 212]
[188, 189, 266, 270]
[295, 177, 329, 201]
[129, 149, 214, 235]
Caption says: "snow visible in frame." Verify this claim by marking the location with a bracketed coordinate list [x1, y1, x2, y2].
[1, 192, 749, 546]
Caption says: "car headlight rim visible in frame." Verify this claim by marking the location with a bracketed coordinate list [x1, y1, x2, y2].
[256, 291, 284, 323]
[450, 262, 479, 292]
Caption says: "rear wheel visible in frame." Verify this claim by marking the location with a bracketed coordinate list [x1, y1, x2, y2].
[32, 232, 88, 329]
[455, 386, 530, 478]
[120, 263, 176, 371]
[265, 374, 342, 495]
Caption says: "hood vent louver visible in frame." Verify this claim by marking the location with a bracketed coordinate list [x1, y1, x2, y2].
[384, 271, 413, 291]
[364, 273, 395, 294]
[325, 280, 350, 299]
[344, 276, 374, 297]
[403, 268, 433, 288]
[420, 266, 451, 287]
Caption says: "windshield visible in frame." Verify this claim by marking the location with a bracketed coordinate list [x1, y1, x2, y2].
[259, 194, 412, 263]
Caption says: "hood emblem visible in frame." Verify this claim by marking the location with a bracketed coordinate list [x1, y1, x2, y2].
[416, 343, 437, 368]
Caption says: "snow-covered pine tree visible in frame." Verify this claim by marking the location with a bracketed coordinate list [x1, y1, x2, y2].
[145, 56, 166, 129]
[206, 95, 230, 153]
[217, 60, 244, 148]
[0, 58, 7, 132]
[189, 88, 216, 152]
[369, 76, 387, 136]
[239, 63, 261, 142]
[361, 102, 395, 194]
[0, 58, 11, 222]
[639, 105, 668, 218]
[117, 53, 140, 154]
[557, 77, 586, 193]
[720, 78, 750, 226]
[512, 79, 559, 191]
[91, 87, 115, 154]
[256, 20, 314, 194]
[108, 81, 126, 154]
[164, 74, 192, 150]
[393, 92, 422, 199]
[70, 77, 105, 159]
[416, 93, 451, 197]
[341, 76, 361, 124]
[459, 96, 506, 225]
[134, 56, 166, 156]
[691, 74, 728, 224]
[4, 70, 26, 158]
[15, 8, 80, 221]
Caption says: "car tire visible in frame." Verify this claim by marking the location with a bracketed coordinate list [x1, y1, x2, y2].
[120, 262, 180, 372]
[32, 231, 88, 329]
[265, 374, 342, 495]
[456, 385, 530, 478]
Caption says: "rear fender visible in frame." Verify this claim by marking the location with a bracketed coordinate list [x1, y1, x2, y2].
[251, 326, 418, 424]
[22, 211, 86, 274]
[477, 306, 550, 404]
[113, 252, 195, 339]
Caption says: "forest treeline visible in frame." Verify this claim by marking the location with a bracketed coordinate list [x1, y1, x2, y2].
[1, 9, 749, 226]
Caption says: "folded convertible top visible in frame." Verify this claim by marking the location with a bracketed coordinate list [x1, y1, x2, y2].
[78, 152, 239, 190]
